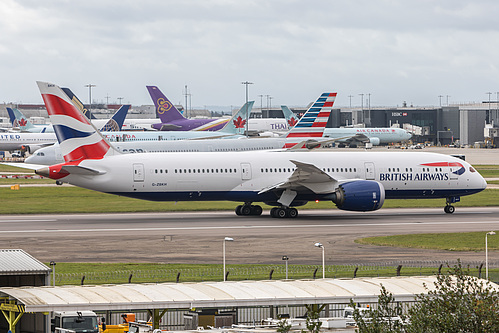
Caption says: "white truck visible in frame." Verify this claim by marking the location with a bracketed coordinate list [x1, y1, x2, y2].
[51, 311, 100, 333]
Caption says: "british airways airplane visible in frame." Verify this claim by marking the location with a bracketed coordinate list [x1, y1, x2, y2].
[28, 82, 486, 218]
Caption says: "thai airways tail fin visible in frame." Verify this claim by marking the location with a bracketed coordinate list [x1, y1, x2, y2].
[146, 86, 185, 122]
[61, 87, 97, 120]
[218, 101, 255, 135]
[100, 104, 130, 131]
[282, 92, 337, 148]
[281, 105, 299, 129]
[37, 81, 115, 163]
[7, 107, 36, 131]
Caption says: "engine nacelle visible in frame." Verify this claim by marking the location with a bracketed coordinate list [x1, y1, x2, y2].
[23, 144, 45, 154]
[328, 180, 385, 212]
[369, 137, 380, 146]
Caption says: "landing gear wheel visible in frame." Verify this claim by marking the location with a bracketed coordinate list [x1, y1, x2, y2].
[251, 205, 263, 216]
[276, 208, 287, 218]
[287, 208, 298, 218]
[241, 205, 252, 215]
[444, 205, 455, 214]
[235, 205, 243, 216]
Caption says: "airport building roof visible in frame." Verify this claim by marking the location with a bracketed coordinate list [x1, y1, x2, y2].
[0, 276, 442, 312]
[0, 249, 51, 275]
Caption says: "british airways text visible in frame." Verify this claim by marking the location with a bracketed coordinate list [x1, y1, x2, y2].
[380, 172, 450, 181]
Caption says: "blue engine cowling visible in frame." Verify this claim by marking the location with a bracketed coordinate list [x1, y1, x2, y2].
[329, 180, 385, 212]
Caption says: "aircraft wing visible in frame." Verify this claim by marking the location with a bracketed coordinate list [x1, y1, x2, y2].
[159, 124, 183, 131]
[0, 162, 48, 170]
[258, 159, 339, 196]
[287, 136, 354, 150]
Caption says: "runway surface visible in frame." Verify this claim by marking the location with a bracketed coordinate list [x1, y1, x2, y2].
[2, 207, 499, 266]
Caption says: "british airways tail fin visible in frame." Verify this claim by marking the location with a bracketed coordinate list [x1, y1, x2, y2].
[100, 104, 130, 131]
[281, 105, 299, 129]
[7, 107, 36, 131]
[61, 87, 97, 120]
[146, 86, 185, 122]
[218, 101, 255, 135]
[37, 81, 115, 162]
[282, 92, 336, 148]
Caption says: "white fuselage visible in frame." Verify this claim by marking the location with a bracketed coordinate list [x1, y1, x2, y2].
[324, 127, 412, 144]
[58, 151, 486, 205]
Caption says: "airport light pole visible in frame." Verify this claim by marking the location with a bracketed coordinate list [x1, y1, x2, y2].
[223, 237, 234, 281]
[85, 84, 96, 119]
[50, 261, 56, 286]
[282, 256, 289, 279]
[241, 81, 253, 137]
[314, 242, 325, 279]
[438, 95, 443, 107]
[486, 231, 496, 280]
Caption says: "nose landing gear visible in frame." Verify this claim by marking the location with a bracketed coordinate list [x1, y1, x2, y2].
[444, 197, 459, 214]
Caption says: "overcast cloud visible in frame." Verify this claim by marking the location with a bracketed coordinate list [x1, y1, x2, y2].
[1, 0, 499, 109]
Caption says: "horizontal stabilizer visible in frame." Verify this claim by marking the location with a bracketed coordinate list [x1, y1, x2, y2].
[61, 165, 106, 175]
[0, 162, 48, 170]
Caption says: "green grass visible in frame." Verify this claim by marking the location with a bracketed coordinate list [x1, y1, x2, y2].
[356, 231, 499, 251]
[48, 262, 476, 285]
[476, 165, 499, 178]
[1, 187, 498, 214]
[0, 177, 54, 184]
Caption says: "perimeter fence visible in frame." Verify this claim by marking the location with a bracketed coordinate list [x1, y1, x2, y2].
[54, 260, 498, 285]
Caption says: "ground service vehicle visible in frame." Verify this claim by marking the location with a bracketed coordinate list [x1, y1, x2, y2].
[51, 311, 99, 333]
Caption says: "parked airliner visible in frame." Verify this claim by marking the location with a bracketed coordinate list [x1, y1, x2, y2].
[0, 100, 253, 153]
[22, 82, 487, 218]
[26, 93, 336, 165]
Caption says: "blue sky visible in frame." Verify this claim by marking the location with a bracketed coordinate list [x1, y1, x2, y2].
[1, 0, 499, 109]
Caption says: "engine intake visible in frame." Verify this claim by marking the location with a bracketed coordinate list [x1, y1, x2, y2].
[329, 180, 385, 212]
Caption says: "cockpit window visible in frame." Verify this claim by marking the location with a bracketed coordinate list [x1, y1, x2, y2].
[469, 167, 476, 173]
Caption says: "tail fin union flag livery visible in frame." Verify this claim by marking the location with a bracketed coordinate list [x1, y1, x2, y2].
[33, 81, 486, 218]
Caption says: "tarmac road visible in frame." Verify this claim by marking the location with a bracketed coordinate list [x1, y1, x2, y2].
[1, 207, 499, 266]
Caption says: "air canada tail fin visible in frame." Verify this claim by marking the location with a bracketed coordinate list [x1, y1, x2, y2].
[146, 86, 185, 122]
[37, 81, 114, 162]
[100, 104, 130, 131]
[61, 87, 97, 120]
[218, 101, 255, 135]
[281, 105, 299, 129]
[7, 107, 36, 131]
[282, 92, 337, 148]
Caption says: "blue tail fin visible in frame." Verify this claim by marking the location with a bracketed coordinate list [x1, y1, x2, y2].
[146, 86, 185, 122]
[100, 105, 130, 131]
[7, 107, 16, 125]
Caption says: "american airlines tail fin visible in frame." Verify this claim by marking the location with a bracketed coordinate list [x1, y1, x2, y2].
[61, 87, 97, 120]
[7, 107, 36, 131]
[37, 81, 115, 162]
[281, 105, 299, 129]
[146, 86, 185, 122]
[218, 101, 255, 135]
[282, 92, 337, 148]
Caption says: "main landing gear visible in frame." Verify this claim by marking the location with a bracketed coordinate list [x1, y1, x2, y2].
[235, 203, 263, 216]
[270, 207, 298, 218]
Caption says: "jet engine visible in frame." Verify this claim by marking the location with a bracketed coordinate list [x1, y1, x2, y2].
[368, 137, 380, 146]
[328, 180, 385, 212]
